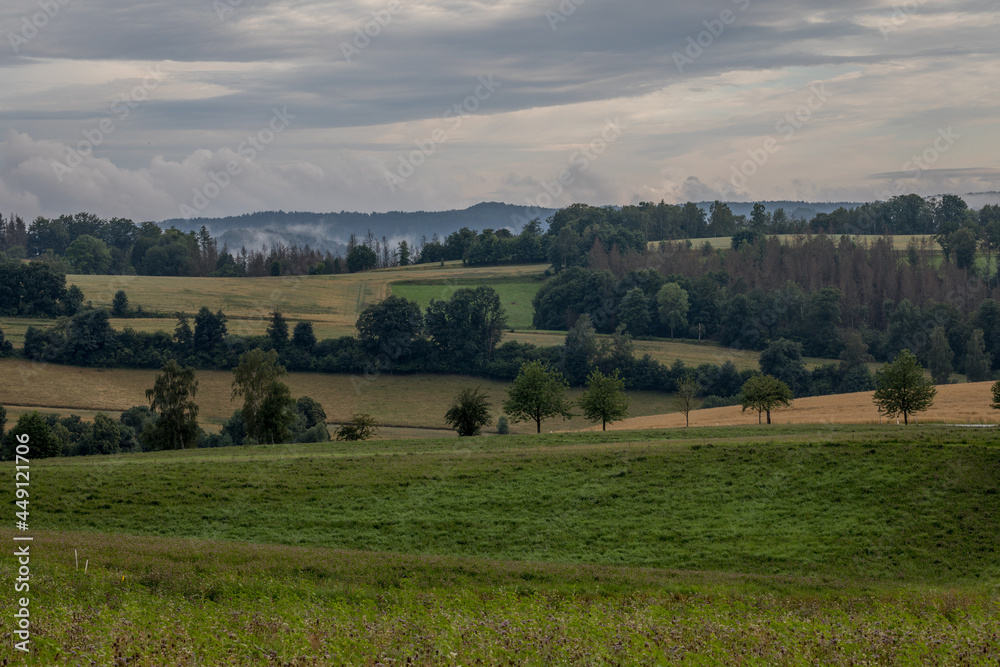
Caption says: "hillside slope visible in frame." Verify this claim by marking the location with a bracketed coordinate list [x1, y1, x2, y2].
[597, 381, 1000, 430]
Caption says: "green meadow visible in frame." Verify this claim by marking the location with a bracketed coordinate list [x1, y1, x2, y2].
[2, 424, 999, 664]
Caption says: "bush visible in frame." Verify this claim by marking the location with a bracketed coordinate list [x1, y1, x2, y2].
[335, 413, 379, 441]
[296, 423, 330, 443]
[497, 416, 509, 435]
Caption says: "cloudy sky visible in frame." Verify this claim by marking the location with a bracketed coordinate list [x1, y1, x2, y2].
[1, 0, 998, 221]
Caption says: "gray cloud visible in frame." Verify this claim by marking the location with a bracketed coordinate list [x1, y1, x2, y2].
[0, 0, 998, 218]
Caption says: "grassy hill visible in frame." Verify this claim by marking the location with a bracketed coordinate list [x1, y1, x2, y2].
[22, 425, 1000, 582]
[3, 424, 999, 663]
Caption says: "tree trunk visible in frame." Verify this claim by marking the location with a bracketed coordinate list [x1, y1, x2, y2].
[758, 411, 762, 425]
[536, 418, 541, 433]
[766, 409, 771, 424]
[903, 412, 908, 425]
[685, 412, 689, 428]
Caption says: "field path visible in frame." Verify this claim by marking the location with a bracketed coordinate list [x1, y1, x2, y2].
[592, 381, 1000, 431]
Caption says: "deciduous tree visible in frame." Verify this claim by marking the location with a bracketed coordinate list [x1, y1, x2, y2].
[928, 325, 953, 385]
[504, 361, 574, 433]
[231, 348, 296, 444]
[444, 386, 493, 436]
[335, 413, 380, 441]
[657, 282, 689, 339]
[675, 377, 699, 428]
[741, 374, 792, 425]
[143, 360, 200, 450]
[965, 329, 992, 382]
[873, 349, 936, 425]
[579, 369, 630, 431]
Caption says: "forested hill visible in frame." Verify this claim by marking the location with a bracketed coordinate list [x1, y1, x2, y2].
[160, 202, 558, 255]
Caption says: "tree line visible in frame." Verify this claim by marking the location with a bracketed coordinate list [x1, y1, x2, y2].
[534, 237, 1000, 380]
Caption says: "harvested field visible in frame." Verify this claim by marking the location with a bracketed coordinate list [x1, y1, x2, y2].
[594, 381, 1000, 430]
[0, 358, 672, 434]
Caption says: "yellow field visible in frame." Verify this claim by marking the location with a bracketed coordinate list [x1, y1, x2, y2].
[594, 381, 1000, 431]
[54, 262, 548, 340]
[0, 358, 674, 436]
[652, 234, 938, 252]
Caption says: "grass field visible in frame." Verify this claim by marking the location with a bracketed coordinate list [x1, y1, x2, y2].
[0, 358, 674, 434]
[2, 424, 999, 663]
[390, 278, 543, 330]
[1, 528, 997, 665]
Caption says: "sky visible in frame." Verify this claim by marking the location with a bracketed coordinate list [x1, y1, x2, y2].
[0, 0, 998, 222]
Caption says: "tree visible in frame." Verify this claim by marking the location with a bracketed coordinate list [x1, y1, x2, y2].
[356, 295, 423, 361]
[562, 314, 599, 385]
[267, 311, 289, 349]
[657, 282, 689, 339]
[759, 339, 808, 396]
[927, 325, 953, 385]
[444, 386, 493, 436]
[231, 348, 296, 445]
[192, 307, 227, 358]
[873, 349, 936, 425]
[397, 240, 411, 266]
[0, 326, 13, 357]
[111, 290, 130, 317]
[292, 321, 317, 350]
[991, 380, 1000, 411]
[65, 234, 112, 274]
[0, 404, 5, 443]
[675, 377, 699, 428]
[425, 287, 507, 367]
[579, 369, 630, 431]
[335, 413, 380, 441]
[741, 374, 793, 425]
[617, 288, 651, 337]
[1, 411, 62, 459]
[79, 413, 122, 455]
[965, 329, 992, 382]
[346, 245, 377, 273]
[503, 361, 574, 433]
[143, 360, 200, 450]
[295, 396, 327, 430]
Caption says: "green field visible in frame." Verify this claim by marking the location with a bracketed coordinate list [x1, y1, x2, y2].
[2, 424, 999, 663]
[391, 279, 543, 330]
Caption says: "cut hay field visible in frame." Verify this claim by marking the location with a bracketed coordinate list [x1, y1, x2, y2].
[602, 381, 1000, 431]
[3, 425, 999, 663]
[0, 358, 673, 434]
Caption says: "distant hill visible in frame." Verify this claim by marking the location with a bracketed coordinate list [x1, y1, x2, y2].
[160, 202, 557, 255]
[158, 193, 999, 255]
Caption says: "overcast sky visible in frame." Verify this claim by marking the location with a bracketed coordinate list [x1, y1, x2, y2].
[1, 0, 998, 221]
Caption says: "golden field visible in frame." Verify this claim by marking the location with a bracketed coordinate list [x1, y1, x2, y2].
[0, 358, 674, 436]
[595, 381, 1000, 431]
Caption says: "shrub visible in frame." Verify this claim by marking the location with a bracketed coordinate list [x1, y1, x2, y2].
[335, 413, 379, 441]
